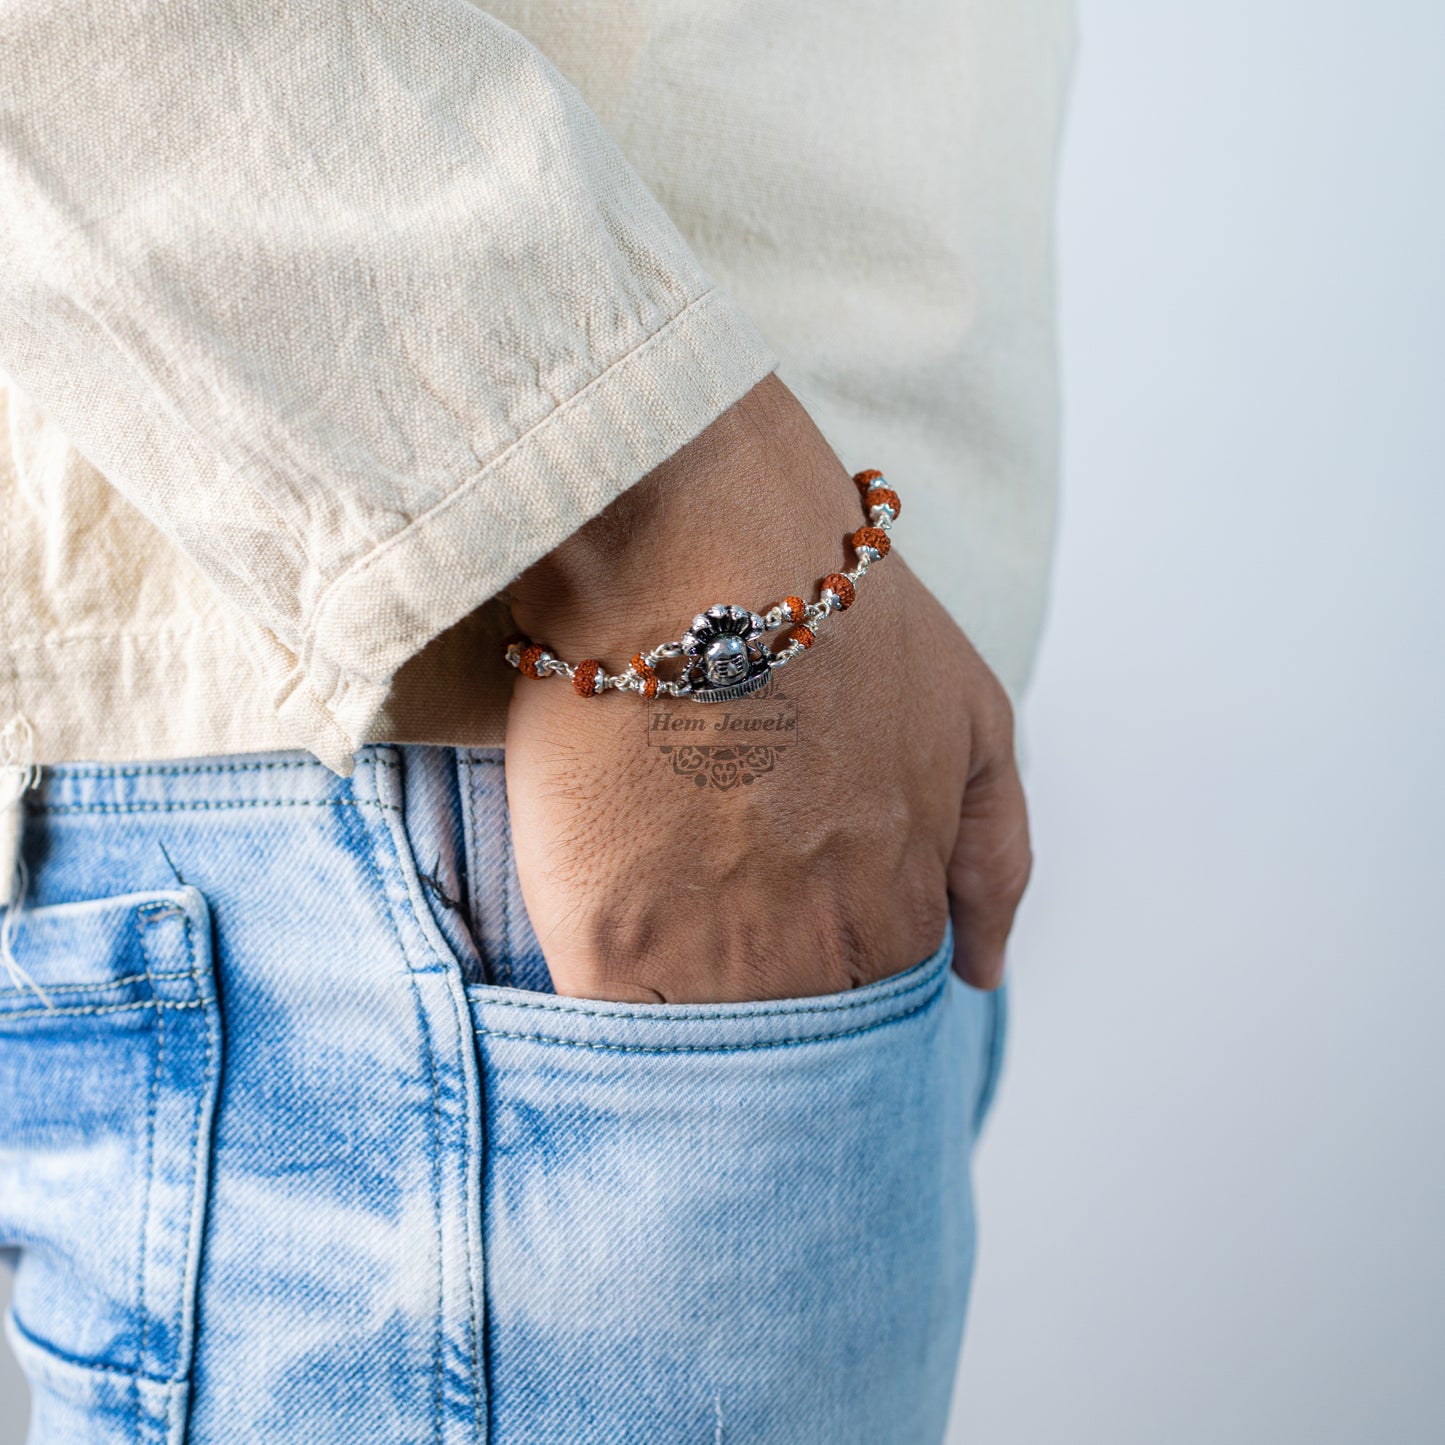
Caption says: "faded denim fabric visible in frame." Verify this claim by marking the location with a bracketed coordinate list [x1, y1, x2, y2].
[0, 746, 1005, 1444]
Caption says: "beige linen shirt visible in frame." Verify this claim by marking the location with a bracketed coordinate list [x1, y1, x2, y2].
[0, 0, 1073, 778]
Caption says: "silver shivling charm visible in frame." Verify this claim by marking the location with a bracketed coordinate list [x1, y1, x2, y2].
[679, 605, 772, 703]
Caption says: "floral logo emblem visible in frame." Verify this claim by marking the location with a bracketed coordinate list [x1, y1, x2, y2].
[660, 742, 783, 790]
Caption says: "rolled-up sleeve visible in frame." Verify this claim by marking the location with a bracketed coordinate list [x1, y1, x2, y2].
[0, 0, 776, 770]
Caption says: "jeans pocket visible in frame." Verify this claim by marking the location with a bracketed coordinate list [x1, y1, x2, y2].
[466, 921, 996, 1445]
[0, 887, 222, 1445]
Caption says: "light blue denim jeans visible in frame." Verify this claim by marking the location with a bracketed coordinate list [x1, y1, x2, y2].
[0, 745, 1006, 1444]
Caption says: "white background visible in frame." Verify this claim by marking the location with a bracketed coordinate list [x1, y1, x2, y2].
[948, 2, 1444, 1441]
[4, 1, 1442, 1439]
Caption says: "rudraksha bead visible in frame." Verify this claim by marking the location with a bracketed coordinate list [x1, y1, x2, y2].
[630, 653, 659, 699]
[821, 572, 856, 609]
[573, 659, 601, 696]
[853, 468, 885, 495]
[785, 624, 816, 649]
[864, 485, 901, 519]
[784, 596, 807, 622]
[518, 643, 550, 679]
[851, 525, 891, 558]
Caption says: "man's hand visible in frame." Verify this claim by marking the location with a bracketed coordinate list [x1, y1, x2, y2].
[502, 374, 1030, 1004]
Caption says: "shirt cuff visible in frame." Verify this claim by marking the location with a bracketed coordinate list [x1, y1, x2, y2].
[270, 287, 777, 774]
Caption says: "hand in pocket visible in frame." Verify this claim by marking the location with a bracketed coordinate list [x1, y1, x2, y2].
[504, 374, 1031, 1005]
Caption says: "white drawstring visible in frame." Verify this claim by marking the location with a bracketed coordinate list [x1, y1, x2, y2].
[0, 715, 50, 1007]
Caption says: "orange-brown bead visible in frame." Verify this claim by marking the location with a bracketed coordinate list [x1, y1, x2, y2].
[573, 659, 601, 697]
[517, 643, 550, 679]
[630, 652, 659, 700]
[784, 596, 807, 623]
[821, 572, 856, 609]
[853, 468, 885, 495]
[852, 525, 891, 558]
[784, 624, 816, 649]
[864, 485, 901, 519]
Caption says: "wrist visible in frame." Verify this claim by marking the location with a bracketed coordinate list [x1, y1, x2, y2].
[506, 374, 861, 661]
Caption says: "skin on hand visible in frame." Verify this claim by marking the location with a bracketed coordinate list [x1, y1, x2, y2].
[502, 373, 1031, 1004]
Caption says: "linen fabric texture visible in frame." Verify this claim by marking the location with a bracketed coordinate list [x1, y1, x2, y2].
[0, 745, 1006, 1442]
[0, 0, 1073, 774]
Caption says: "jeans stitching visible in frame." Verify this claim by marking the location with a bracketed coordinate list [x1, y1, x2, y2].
[450, 753, 491, 1435]
[0, 895, 206, 1011]
[5, 1312, 187, 1389]
[176, 905, 214, 1407]
[381, 750, 487, 1436]
[470, 954, 945, 1027]
[38, 761, 319, 781]
[132, 906, 166, 1439]
[458, 754, 482, 976]
[474, 978, 946, 1054]
[0, 998, 204, 1023]
[31, 799, 401, 817]
[355, 755, 445, 1445]
[0, 969, 195, 997]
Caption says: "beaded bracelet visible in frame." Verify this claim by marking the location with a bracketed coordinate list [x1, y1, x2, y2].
[504, 469, 900, 704]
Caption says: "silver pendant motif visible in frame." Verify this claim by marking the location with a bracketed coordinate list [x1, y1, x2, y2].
[679, 604, 772, 703]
